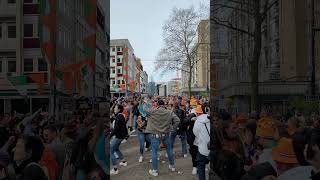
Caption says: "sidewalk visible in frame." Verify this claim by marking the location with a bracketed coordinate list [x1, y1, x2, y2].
[111, 131, 209, 180]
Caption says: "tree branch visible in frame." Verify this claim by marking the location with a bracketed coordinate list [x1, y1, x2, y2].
[261, 0, 278, 21]
[212, 3, 254, 16]
[211, 16, 254, 37]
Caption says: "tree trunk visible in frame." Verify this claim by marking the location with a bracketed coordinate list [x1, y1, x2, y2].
[188, 68, 192, 99]
[251, 0, 262, 113]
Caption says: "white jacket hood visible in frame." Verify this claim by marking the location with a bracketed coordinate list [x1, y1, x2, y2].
[193, 114, 210, 156]
[197, 114, 210, 123]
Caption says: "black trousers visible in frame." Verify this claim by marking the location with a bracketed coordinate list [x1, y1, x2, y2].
[189, 145, 198, 167]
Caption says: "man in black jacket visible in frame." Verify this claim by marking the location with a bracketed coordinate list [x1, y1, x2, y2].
[183, 109, 198, 175]
[110, 104, 128, 175]
[12, 135, 47, 180]
[170, 102, 187, 157]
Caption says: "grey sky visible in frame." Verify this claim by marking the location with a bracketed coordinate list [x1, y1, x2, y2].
[111, 0, 208, 83]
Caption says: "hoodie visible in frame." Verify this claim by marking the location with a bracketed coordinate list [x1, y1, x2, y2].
[193, 114, 210, 156]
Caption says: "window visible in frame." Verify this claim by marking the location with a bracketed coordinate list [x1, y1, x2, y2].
[0, 25, 2, 38]
[117, 69, 121, 74]
[117, 47, 121, 52]
[8, 0, 16, 3]
[24, 24, 33, 37]
[7, 23, 16, 38]
[117, 58, 121, 63]
[38, 58, 47, 71]
[0, 61, 2, 73]
[112, 69, 115, 74]
[112, 47, 115, 52]
[113, 80, 115, 85]
[122, 80, 125, 84]
[112, 58, 115, 63]
[7, 61, 16, 72]
[117, 80, 121, 84]
[24, 58, 33, 72]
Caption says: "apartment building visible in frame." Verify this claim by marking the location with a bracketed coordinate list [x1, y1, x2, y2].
[0, 0, 107, 114]
[195, 20, 210, 92]
[110, 39, 134, 95]
[140, 69, 148, 94]
[213, 0, 320, 114]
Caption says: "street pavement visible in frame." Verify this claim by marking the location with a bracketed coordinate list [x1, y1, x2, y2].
[110, 131, 209, 180]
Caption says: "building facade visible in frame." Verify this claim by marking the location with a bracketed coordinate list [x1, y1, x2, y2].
[140, 70, 148, 94]
[213, 0, 320, 114]
[110, 39, 138, 95]
[147, 80, 156, 96]
[195, 20, 210, 92]
[0, 0, 107, 115]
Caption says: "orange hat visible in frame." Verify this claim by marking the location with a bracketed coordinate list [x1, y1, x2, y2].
[256, 117, 275, 139]
[272, 138, 298, 164]
[190, 98, 197, 106]
[195, 105, 203, 114]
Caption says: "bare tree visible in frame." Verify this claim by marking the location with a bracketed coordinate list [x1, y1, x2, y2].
[155, 6, 207, 97]
[211, 0, 278, 112]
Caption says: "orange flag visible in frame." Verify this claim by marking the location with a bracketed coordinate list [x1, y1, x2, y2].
[28, 73, 45, 95]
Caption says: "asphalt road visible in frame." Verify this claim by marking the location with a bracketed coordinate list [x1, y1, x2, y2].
[110, 131, 209, 180]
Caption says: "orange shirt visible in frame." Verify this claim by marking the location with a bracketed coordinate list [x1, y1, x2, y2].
[39, 145, 59, 180]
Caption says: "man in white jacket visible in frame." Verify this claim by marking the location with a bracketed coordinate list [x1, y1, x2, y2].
[193, 105, 210, 180]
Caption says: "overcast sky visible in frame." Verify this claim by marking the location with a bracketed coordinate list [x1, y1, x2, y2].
[110, 0, 209, 83]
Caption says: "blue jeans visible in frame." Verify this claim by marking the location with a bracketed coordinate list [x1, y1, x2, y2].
[133, 115, 138, 129]
[110, 137, 124, 167]
[148, 133, 175, 171]
[76, 169, 86, 180]
[171, 130, 188, 155]
[196, 151, 209, 180]
[138, 131, 150, 156]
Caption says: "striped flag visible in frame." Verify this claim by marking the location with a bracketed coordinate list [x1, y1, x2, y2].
[8, 76, 28, 96]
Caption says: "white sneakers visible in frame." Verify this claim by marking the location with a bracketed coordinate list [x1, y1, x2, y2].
[149, 169, 159, 177]
[192, 167, 197, 175]
[139, 156, 144, 163]
[110, 168, 119, 175]
[183, 154, 188, 158]
[119, 161, 128, 167]
[169, 165, 176, 172]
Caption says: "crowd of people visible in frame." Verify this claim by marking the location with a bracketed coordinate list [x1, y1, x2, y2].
[110, 94, 320, 180]
[0, 107, 108, 180]
[2, 93, 319, 180]
[210, 109, 320, 180]
[109, 95, 211, 179]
